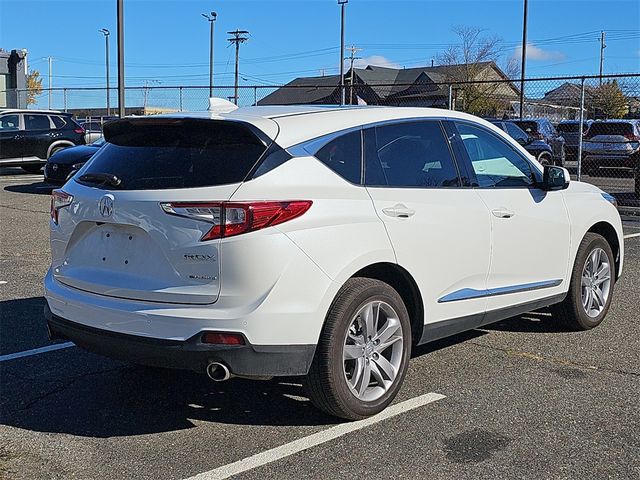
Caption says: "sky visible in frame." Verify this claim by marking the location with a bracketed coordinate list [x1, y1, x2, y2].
[1, 0, 639, 103]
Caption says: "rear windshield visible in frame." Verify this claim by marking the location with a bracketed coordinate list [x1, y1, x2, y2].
[76, 119, 268, 190]
[512, 121, 538, 133]
[587, 122, 634, 137]
[557, 123, 580, 133]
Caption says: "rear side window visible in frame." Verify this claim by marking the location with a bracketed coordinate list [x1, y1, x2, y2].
[24, 114, 51, 130]
[365, 120, 460, 188]
[588, 122, 634, 137]
[77, 119, 268, 190]
[51, 116, 68, 129]
[315, 130, 362, 184]
[512, 121, 538, 134]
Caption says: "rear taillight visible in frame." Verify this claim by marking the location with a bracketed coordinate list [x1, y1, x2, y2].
[624, 133, 639, 141]
[160, 200, 312, 241]
[201, 332, 245, 345]
[50, 190, 73, 224]
[74, 127, 85, 134]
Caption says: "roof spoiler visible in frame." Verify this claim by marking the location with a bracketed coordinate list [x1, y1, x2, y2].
[208, 97, 238, 114]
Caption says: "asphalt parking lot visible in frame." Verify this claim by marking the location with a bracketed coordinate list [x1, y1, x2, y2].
[1, 167, 639, 480]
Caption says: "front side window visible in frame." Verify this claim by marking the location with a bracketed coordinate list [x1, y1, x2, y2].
[365, 120, 460, 188]
[24, 114, 51, 130]
[315, 130, 362, 184]
[455, 122, 534, 188]
[0, 114, 19, 131]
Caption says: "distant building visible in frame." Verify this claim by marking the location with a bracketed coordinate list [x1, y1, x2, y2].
[258, 61, 519, 110]
[0, 49, 28, 108]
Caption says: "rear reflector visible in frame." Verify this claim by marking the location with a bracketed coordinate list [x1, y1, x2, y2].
[51, 190, 73, 224]
[201, 332, 245, 345]
[161, 200, 312, 241]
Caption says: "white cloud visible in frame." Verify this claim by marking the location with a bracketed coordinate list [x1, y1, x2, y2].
[512, 43, 565, 61]
[350, 55, 401, 69]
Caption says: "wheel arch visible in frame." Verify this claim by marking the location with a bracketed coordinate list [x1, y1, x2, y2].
[585, 221, 621, 280]
[351, 262, 424, 346]
[47, 140, 75, 158]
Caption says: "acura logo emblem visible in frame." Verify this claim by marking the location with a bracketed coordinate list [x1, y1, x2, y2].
[98, 195, 114, 217]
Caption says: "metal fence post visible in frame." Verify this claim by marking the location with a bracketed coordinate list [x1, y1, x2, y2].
[577, 77, 586, 182]
[63, 89, 68, 112]
[179, 87, 183, 112]
[254, 87, 257, 106]
[448, 84, 452, 110]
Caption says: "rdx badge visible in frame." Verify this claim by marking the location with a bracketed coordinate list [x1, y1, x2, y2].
[184, 254, 216, 261]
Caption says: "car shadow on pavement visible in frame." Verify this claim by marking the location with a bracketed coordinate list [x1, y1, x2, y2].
[480, 309, 571, 334]
[4, 182, 54, 196]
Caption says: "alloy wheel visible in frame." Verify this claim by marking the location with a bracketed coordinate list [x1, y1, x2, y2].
[581, 247, 612, 318]
[342, 301, 404, 402]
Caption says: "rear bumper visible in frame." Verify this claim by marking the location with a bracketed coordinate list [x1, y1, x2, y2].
[45, 303, 315, 376]
[583, 154, 638, 170]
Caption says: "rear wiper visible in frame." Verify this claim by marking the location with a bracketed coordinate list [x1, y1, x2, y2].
[78, 172, 122, 188]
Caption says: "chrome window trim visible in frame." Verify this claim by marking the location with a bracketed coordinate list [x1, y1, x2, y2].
[438, 279, 562, 303]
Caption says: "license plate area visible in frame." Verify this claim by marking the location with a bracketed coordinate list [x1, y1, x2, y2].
[94, 224, 142, 269]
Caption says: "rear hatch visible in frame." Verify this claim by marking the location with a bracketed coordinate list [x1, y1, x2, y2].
[51, 117, 276, 305]
[557, 122, 583, 146]
[585, 122, 638, 154]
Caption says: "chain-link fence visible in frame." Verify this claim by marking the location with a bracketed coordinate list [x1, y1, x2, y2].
[2, 73, 639, 207]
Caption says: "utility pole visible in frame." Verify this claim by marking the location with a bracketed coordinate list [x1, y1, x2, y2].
[116, 0, 125, 118]
[227, 29, 249, 105]
[47, 56, 52, 109]
[99, 29, 111, 116]
[347, 45, 362, 105]
[338, 0, 348, 105]
[599, 31, 606, 86]
[202, 12, 217, 97]
[519, 0, 528, 119]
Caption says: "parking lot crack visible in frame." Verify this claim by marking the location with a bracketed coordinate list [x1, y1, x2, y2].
[468, 340, 640, 378]
[15, 366, 125, 411]
[0, 204, 49, 215]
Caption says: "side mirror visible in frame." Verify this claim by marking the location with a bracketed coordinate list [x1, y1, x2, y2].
[541, 165, 570, 191]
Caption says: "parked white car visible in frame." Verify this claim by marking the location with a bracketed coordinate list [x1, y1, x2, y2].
[44, 104, 624, 419]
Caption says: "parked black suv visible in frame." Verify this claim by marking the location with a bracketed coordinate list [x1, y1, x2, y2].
[0, 110, 86, 173]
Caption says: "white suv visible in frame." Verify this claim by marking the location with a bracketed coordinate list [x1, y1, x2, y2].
[44, 105, 624, 419]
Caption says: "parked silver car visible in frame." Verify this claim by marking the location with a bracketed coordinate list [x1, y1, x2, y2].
[582, 120, 640, 176]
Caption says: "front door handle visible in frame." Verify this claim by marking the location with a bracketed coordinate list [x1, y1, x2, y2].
[382, 204, 415, 218]
[491, 208, 515, 218]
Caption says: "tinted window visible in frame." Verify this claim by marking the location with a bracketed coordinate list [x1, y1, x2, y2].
[557, 123, 580, 133]
[512, 121, 538, 134]
[83, 122, 102, 132]
[365, 121, 460, 188]
[587, 122, 634, 137]
[24, 114, 51, 130]
[315, 130, 362, 184]
[77, 119, 267, 190]
[504, 122, 529, 143]
[0, 114, 19, 130]
[455, 122, 534, 188]
[51, 116, 68, 129]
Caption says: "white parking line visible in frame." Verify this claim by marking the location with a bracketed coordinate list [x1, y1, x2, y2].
[0, 342, 76, 362]
[0, 281, 7, 285]
[187, 392, 446, 480]
[624, 232, 640, 239]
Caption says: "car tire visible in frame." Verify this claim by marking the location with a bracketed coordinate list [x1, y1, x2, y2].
[537, 152, 552, 166]
[552, 233, 615, 330]
[305, 278, 412, 420]
[21, 164, 43, 174]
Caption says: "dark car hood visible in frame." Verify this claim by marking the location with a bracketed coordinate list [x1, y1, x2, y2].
[48, 145, 100, 165]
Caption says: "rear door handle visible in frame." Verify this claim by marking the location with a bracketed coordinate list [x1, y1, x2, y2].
[491, 208, 515, 218]
[382, 204, 415, 218]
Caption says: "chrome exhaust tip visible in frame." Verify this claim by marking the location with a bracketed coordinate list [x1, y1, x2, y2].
[206, 362, 232, 382]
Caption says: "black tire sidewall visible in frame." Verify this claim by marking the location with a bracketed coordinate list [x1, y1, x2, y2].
[324, 280, 411, 418]
[568, 234, 615, 329]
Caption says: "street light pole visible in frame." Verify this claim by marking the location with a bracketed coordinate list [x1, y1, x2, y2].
[99, 29, 111, 116]
[116, 0, 125, 118]
[338, 0, 348, 106]
[519, 0, 528, 119]
[202, 12, 217, 98]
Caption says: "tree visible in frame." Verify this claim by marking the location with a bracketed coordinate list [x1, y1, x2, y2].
[593, 80, 627, 119]
[26, 70, 43, 106]
[437, 26, 514, 116]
